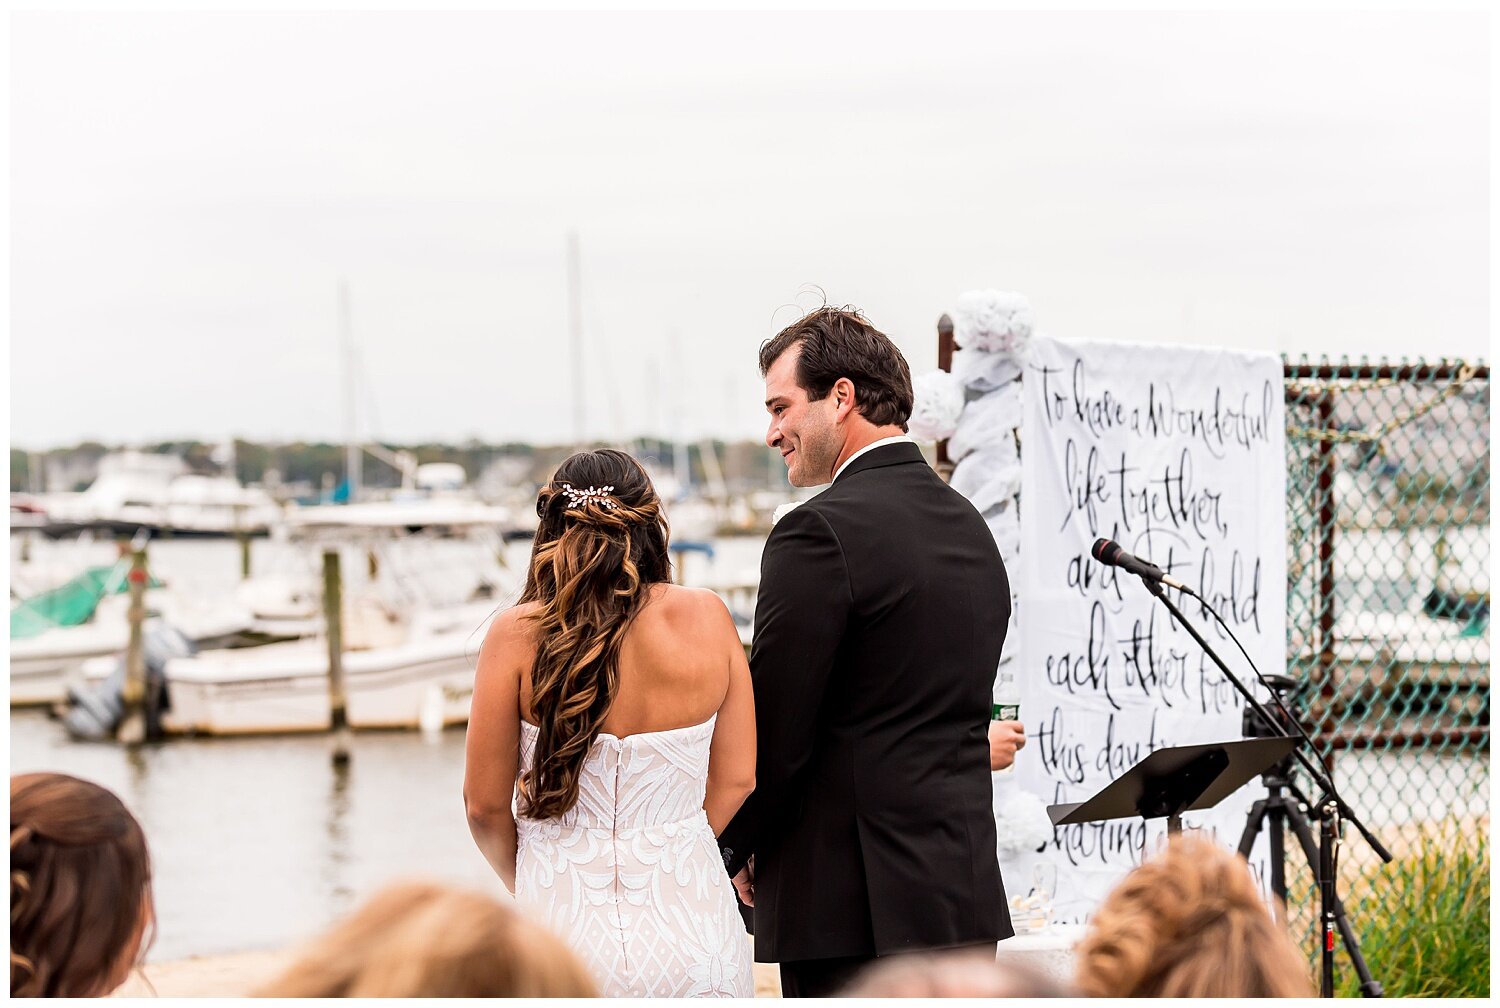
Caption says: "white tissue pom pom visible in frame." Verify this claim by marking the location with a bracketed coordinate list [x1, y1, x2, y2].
[907, 369, 965, 442]
[771, 500, 802, 526]
[949, 386, 1023, 464]
[995, 791, 1054, 857]
[951, 449, 1022, 515]
[953, 347, 1024, 394]
[953, 290, 1035, 356]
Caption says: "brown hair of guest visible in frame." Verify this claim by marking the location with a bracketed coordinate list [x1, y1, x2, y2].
[758, 304, 914, 429]
[1074, 833, 1315, 997]
[258, 881, 598, 997]
[10, 772, 155, 997]
[516, 448, 671, 820]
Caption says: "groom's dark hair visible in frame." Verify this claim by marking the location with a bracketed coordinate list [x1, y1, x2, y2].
[759, 305, 913, 430]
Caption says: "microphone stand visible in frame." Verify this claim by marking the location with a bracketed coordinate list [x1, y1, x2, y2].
[1136, 575, 1391, 997]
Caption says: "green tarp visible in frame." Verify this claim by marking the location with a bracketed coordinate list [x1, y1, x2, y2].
[10, 562, 162, 639]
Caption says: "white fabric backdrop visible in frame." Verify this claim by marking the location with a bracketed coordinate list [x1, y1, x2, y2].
[1003, 333, 1288, 922]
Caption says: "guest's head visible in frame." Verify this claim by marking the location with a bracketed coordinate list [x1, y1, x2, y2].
[759, 304, 914, 486]
[10, 772, 154, 997]
[1074, 832, 1314, 997]
[840, 948, 1070, 997]
[258, 881, 597, 997]
[519, 449, 670, 819]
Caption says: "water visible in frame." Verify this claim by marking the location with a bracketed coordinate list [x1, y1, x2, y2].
[11, 709, 488, 962]
[7, 533, 769, 963]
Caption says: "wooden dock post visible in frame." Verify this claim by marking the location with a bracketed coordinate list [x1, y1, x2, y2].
[116, 548, 150, 744]
[323, 549, 351, 764]
[236, 504, 251, 579]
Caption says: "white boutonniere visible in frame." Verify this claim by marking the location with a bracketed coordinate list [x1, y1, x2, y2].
[771, 500, 803, 527]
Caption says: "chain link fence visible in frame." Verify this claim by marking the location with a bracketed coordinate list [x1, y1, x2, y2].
[1282, 357, 1489, 983]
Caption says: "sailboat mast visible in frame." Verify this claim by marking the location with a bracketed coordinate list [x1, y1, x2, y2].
[339, 279, 361, 501]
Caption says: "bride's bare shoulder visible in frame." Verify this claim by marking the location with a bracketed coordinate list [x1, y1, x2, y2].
[483, 601, 542, 648]
[646, 583, 730, 619]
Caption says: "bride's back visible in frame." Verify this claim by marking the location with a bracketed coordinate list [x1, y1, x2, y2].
[518, 583, 732, 739]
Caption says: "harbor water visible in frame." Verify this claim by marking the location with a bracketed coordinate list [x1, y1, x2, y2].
[8, 533, 767, 963]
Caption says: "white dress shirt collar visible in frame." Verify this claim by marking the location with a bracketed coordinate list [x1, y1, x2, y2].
[833, 435, 916, 482]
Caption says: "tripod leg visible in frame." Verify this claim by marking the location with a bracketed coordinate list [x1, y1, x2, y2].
[1238, 798, 1271, 858]
[1281, 799, 1385, 997]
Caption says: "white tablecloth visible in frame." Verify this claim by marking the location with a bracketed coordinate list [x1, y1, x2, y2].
[994, 923, 1086, 987]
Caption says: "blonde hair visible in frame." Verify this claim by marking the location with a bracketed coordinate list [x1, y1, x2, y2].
[840, 948, 1068, 997]
[258, 881, 597, 998]
[1075, 833, 1314, 998]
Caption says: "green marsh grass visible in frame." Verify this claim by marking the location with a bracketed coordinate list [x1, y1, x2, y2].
[1285, 823, 1489, 998]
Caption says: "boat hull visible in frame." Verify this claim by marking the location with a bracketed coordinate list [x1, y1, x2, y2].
[158, 637, 478, 735]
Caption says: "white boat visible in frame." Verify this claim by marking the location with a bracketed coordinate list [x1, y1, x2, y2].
[146, 599, 500, 735]
[39, 451, 283, 538]
[11, 597, 131, 705]
[73, 515, 523, 734]
[12, 582, 305, 707]
[288, 462, 517, 535]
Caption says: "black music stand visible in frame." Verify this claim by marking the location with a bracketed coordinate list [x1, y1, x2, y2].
[1048, 737, 1298, 833]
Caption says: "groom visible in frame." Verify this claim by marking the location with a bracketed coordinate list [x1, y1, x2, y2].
[718, 305, 1014, 997]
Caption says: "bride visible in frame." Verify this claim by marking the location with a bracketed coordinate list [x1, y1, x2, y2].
[464, 449, 756, 997]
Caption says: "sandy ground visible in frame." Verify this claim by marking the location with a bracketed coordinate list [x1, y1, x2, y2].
[114, 951, 783, 997]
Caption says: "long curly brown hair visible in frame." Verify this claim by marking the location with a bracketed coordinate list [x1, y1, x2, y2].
[10, 772, 154, 997]
[516, 449, 671, 820]
[1074, 833, 1314, 997]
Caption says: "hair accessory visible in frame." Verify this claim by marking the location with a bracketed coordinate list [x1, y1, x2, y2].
[560, 484, 618, 510]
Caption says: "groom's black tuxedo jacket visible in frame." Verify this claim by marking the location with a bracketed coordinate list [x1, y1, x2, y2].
[718, 440, 1013, 963]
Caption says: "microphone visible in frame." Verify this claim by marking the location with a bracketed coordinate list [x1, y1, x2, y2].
[1091, 539, 1196, 595]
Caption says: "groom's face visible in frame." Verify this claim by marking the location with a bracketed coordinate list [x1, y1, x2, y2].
[764, 346, 839, 487]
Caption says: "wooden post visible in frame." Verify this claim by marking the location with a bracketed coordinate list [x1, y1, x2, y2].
[116, 549, 150, 744]
[235, 503, 251, 579]
[935, 314, 956, 483]
[323, 549, 351, 764]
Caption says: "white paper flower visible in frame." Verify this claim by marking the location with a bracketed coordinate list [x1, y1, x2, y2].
[953, 289, 1035, 356]
[951, 449, 1022, 515]
[949, 386, 1023, 464]
[771, 500, 802, 526]
[953, 346, 1024, 394]
[986, 509, 1021, 564]
[994, 790, 1054, 857]
[907, 368, 965, 442]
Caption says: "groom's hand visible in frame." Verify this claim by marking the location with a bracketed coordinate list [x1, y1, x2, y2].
[989, 720, 1026, 771]
[731, 856, 755, 907]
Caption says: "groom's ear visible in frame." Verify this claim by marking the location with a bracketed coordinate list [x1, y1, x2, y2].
[831, 377, 858, 422]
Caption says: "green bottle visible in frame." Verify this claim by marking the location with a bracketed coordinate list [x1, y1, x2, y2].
[992, 668, 1019, 722]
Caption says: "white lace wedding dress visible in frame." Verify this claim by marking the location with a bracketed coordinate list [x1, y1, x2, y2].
[514, 715, 754, 997]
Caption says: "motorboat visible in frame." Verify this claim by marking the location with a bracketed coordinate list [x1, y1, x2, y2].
[38, 451, 283, 539]
[71, 518, 522, 735]
[288, 461, 517, 536]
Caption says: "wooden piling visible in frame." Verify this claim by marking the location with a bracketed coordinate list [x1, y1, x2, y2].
[236, 504, 251, 579]
[117, 549, 150, 745]
[323, 549, 351, 764]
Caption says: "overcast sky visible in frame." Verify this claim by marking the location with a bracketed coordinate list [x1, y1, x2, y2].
[10, 10, 1489, 450]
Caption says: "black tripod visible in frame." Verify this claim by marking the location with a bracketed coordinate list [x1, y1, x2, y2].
[1236, 676, 1382, 997]
[1133, 576, 1391, 999]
